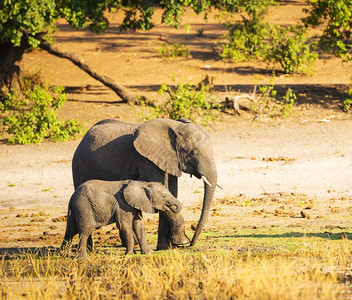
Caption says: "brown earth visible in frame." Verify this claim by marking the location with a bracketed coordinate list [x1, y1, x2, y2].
[0, 1, 352, 251]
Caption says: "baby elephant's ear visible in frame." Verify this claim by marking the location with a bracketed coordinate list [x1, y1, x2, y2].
[123, 181, 155, 214]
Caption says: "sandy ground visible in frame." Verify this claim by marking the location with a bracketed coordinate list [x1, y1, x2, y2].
[1, 119, 352, 211]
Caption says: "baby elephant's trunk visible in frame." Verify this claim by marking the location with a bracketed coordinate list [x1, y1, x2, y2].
[166, 200, 182, 214]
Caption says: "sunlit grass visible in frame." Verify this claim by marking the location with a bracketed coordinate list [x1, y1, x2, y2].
[0, 240, 351, 299]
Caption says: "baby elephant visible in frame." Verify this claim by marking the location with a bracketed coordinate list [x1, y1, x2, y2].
[61, 180, 189, 259]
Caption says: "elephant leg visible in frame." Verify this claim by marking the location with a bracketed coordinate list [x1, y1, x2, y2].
[87, 234, 94, 252]
[119, 223, 135, 255]
[133, 232, 139, 246]
[120, 228, 138, 248]
[87, 234, 93, 251]
[157, 211, 172, 250]
[77, 232, 90, 259]
[133, 216, 152, 254]
[168, 174, 178, 198]
[157, 175, 178, 250]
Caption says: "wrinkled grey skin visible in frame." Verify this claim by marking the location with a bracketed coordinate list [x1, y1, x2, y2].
[61, 180, 189, 259]
[72, 118, 217, 249]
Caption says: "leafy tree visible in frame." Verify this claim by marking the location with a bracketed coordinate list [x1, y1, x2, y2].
[303, 0, 352, 61]
[302, 0, 352, 111]
[0, 0, 222, 99]
[218, 0, 318, 74]
[0, 0, 110, 97]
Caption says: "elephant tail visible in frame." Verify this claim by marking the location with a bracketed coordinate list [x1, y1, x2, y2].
[61, 200, 78, 247]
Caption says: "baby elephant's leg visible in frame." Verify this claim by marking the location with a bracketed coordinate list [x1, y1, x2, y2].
[77, 232, 90, 259]
[133, 214, 152, 254]
[118, 222, 135, 255]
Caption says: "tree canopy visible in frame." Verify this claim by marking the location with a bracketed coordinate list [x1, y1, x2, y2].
[0, 0, 213, 97]
[0, 0, 209, 50]
[303, 0, 352, 61]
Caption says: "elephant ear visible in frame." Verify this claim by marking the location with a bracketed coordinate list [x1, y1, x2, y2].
[133, 119, 182, 177]
[123, 181, 156, 214]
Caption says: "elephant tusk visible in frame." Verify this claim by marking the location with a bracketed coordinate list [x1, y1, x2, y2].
[201, 175, 212, 187]
[217, 183, 224, 189]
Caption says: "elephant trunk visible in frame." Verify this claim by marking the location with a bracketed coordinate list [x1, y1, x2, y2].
[166, 198, 182, 214]
[190, 169, 217, 246]
[169, 212, 190, 245]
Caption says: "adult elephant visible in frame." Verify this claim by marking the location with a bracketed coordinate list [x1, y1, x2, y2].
[72, 118, 217, 249]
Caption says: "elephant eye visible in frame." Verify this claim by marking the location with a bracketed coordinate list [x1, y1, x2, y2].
[192, 149, 199, 156]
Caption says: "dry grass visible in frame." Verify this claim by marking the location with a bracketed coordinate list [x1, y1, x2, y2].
[0, 241, 351, 299]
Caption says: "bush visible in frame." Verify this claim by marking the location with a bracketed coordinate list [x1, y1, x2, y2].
[280, 88, 297, 117]
[266, 26, 318, 74]
[302, 0, 352, 61]
[218, 2, 317, 74]
[342, 85, 352, 111]
[140, 82, 220, 126]
[220, 21, 271, 61]
[251, 79, 297, 117]
[159, 43, 190, 58]
[0, 76, 83, 144]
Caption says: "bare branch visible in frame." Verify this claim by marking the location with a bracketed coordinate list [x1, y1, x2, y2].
[39, 41, 142, 104]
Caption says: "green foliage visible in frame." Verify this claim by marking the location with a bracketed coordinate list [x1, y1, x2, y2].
[219, 0, 274, 61]
[159, 0, 213, 28]
[303, 0, 352, 61]
[159, 43, 190, 58]
[251, 79, 296, 117]
[218, 1, 317, 74]
[280, 88, 297, 117]
[0, 75, 82, 144]
[266, 26, 318, 74]
[119, 1, 154, 31]
[220, 18, 272, 61]
[0, 0, 220, 49]
[140, 82, 220, 126]
[342, 85, 352, 111]
[0, 0, 112, 48]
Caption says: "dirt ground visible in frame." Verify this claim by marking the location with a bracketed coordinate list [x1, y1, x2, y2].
[0, 1, 352, 251]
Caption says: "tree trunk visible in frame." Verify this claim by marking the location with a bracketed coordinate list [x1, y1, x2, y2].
[0, 38, 28, 99]
[39, 41, 141, 104]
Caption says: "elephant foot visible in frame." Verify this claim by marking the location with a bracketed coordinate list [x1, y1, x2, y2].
[171, 236, 191, 247]
[156, 240, 172, 251]
[157, 233, 190, 250]
[170, 232, 190, 246]
[141, 247, 153, 254]
[75, 252, 87, 260]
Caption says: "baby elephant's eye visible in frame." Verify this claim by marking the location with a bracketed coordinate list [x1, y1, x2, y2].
[192, 149, 199, 156]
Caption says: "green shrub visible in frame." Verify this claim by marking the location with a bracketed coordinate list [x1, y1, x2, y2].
[266, 26, 318, 74]
[0, 81, 83, 144]
[140, 82, 220, 126]
[251, 79, 296, 117]
[218, 1, 317, 74]
[220, 20, 271, 61]
[342, 85, 352, 111]
[280, 88, 297, 117]
[159, 43, 190, 58]
[302, 0, 352, 61]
